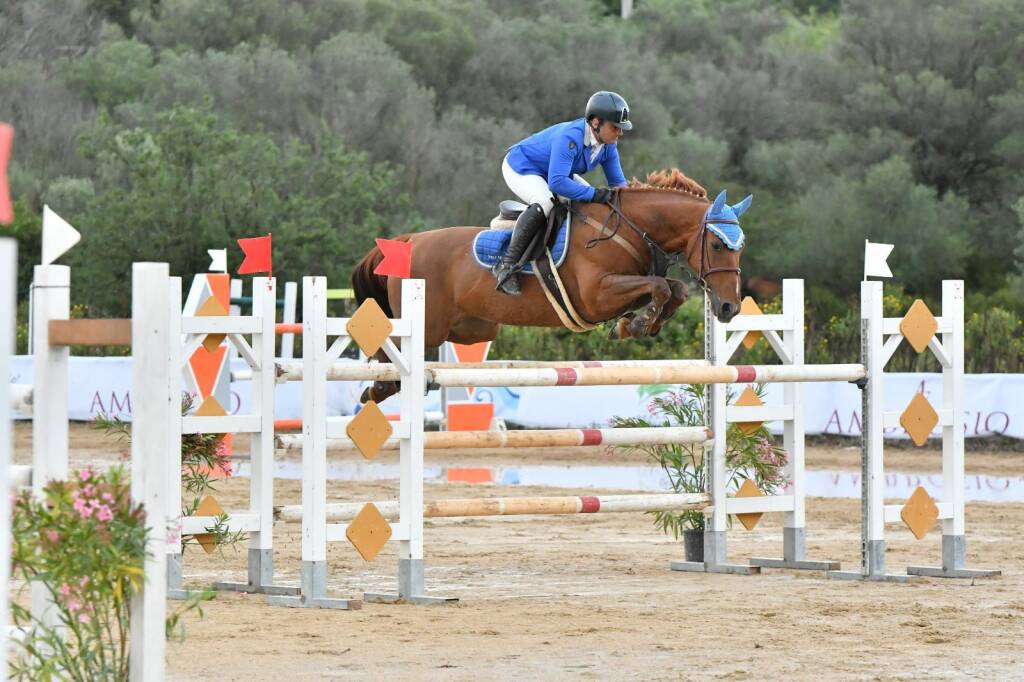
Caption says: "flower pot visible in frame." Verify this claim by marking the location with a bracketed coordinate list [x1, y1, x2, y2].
[683, 528, 704, 563]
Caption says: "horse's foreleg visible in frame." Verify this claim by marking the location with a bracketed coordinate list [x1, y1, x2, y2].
[598, 274, 672, 339]
[359, 348, 401, 404]
[647, 278, 689, 337]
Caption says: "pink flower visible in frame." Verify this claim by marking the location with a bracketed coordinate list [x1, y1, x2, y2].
[59, 583, 71, 597]
[96, 506, 113, 522]
[46, 530, 59, 544]
[78, 613, 91, 624]
[66, 599, 82, 613]
[73, 498, 93, 519]
[82, 484, 95, 496]
[78, 469, 92, 482]
[101, 492, 113, 502]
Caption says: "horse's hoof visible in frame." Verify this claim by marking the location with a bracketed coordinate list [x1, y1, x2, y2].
[610, 317, 632, 340]
[359, 387, 374, 404]
[628, 316, 651, 338]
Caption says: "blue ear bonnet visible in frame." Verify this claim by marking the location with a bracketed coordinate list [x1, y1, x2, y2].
[705, 190, 750, 251]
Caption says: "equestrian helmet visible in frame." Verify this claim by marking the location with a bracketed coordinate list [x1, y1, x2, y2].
[585, 91, 632, 131]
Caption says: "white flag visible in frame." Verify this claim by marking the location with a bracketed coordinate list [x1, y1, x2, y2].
[207, 248, 227, 273]
[864, 240, 894, 279]
[41, 205, 81, 265]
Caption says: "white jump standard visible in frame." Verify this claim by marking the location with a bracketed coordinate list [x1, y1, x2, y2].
[827, 281, 1000, 582]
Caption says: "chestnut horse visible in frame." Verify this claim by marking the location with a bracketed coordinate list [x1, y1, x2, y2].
[352, 169, 748, 402]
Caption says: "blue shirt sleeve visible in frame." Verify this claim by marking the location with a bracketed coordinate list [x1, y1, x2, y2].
[547, 131, 597, 201]
[601, 144, 628, 188]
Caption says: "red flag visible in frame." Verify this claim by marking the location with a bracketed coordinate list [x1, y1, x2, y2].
[0, 123, 13, 225]
[237, 233, 272, 275]
[373, 238, 412, 279]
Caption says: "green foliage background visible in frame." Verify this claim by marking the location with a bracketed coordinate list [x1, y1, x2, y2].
[2, 0, 1022, 368]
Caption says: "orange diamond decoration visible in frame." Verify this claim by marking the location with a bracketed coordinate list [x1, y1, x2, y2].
[346, 298, 393, 356]
[190, 496, 225, 554]
[900, 486, 939, 540]
[739, 297, 763, 349]
[196, 295, 229, 352]
[900, 393, 939, 447]
[734, 386, 764, 434]
[733, 478, 764, 531]
[346, 503, 393, 561]
[346, 400, 393, 459]
[900, 299, 938, 354]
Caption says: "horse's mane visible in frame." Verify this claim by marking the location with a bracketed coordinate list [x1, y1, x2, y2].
[625, 168, 707, 199]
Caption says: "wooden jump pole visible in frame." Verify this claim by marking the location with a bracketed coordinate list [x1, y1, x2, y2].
[274, 360, 866, 384]
[276, 425, 712, 451]
[277, 492, 711, 524]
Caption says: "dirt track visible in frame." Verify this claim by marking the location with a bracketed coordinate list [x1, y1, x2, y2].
[14, 424, 1024, 680]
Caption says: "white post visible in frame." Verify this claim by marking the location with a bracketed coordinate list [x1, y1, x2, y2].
[165, 278, 184, 596]
[280, 281, 297, 360]
[303, 276, 327, 592]
[399, 280, 426, 597]
[251, 277, 276, 583]
[30, 264, 69, 625]
[30, 264, 69, 493]
[862, 280, 886, 577]
[0, 238, 16, 675]
[942, 280, 965, 541]
[129, 263, 169, 682]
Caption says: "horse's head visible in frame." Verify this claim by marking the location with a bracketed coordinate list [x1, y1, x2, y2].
[686, 189, 748, 323]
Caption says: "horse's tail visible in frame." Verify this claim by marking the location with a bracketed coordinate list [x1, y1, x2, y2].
[351, 234, 413, 318]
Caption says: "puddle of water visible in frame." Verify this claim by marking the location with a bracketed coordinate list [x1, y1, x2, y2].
[234, 462, 1024, 503]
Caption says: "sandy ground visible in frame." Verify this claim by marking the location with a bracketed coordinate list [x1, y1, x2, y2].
[13, 424, 1024, 680]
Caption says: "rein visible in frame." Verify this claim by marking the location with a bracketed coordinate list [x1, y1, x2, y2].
[570, 190, 741, 289]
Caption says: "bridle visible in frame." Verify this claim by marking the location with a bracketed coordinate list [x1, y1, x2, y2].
[571, 190, 741, 291]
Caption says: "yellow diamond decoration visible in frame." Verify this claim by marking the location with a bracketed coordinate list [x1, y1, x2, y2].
[900, 299, 938, 354]
[346, 400, 393, 459]
[901, 486, 939, 540]
[190, 496, 225, 554]
[347, 503, 392, 561]
[734, 386, 764, 434]
[195, 395, 228, 418]
[196, 296, 229, 352]
[739, 297, 763, 349]
[900, 393, 939, 447]
[346, 298, 393, 356]
[733, 478, 764, 531]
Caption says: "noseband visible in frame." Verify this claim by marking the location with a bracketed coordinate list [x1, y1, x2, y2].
[572, 190, 741, 290]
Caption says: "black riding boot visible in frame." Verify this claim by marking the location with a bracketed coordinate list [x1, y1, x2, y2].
[492, 203, 546, 295]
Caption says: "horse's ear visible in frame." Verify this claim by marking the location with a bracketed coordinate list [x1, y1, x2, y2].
[710, 190, 727, 215]
[730, 194, 752, 217]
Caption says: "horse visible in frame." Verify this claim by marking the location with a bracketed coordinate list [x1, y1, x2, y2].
[352, 169, 749, 403]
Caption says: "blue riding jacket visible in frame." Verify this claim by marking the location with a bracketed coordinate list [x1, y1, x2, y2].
[506, 117, 627, 202]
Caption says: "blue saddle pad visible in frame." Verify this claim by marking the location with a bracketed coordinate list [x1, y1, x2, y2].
[472, 215, 571, 274]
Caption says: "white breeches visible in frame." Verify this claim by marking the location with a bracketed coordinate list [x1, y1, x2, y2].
[502, 155, 590, 216]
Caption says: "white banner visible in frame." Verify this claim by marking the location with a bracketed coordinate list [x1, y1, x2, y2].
[8, 356, 1022, 439]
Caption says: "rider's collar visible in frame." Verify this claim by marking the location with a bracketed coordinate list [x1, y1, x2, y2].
[584, 123, 603, 161]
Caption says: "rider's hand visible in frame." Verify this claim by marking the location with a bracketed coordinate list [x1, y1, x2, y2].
[590, 187, 614, 204]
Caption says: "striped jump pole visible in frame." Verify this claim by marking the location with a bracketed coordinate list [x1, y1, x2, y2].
[274, 360, 865, 385]
[274, 357, 710, 382]
[277, 493, 710, 524]
[276, 425, 712, 452]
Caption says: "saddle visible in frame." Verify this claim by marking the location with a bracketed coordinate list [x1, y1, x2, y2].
[483, 199, 597, 332]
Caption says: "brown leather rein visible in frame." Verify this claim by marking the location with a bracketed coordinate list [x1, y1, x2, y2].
[569, 190, 742, 291]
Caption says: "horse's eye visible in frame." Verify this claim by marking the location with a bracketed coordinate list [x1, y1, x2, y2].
[712, 242, 723, 252]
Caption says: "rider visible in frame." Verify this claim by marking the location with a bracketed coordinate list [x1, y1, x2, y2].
[491, 90, 632, 295]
